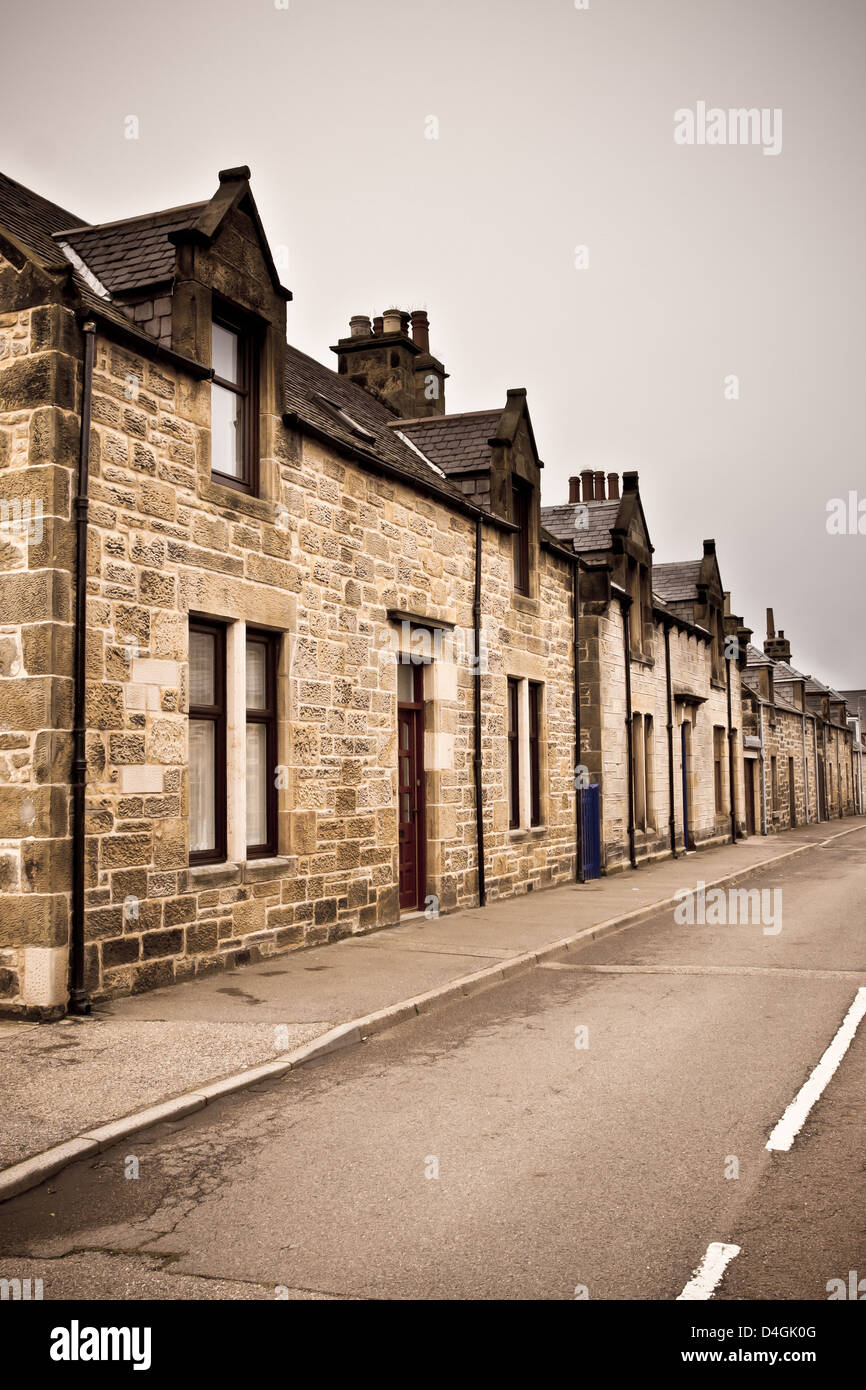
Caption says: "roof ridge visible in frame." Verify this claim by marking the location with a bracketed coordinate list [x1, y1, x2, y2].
[392, 408, 501, 428]
[53, 200, 206, 239]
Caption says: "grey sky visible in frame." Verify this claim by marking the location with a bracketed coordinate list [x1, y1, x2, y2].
[3, 0, 864, 684]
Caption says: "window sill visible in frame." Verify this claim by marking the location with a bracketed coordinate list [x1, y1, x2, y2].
[244, 855, 293, 882]
[630, 652, 654, 669]
[511, 593, 539, 616]
[189, 861, 243, 888]
[200, 475, 275, 524]
[508, 825, 547, 842]
[188, 856, 293, 889]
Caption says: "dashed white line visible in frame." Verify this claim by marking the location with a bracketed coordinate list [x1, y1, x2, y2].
[676, 1242, 741, 1300]
[766, 986, 866, 1152]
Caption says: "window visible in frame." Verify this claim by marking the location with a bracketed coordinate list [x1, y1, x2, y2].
[246, 631, 279, 857]
[507, 677, 520, 828]
[644, 715, 655, 829]
[714, 611, 726, 680]
[714, 726, 726, 813]
[627, 561, 643, 653]
[529, 682, 542, 827]
[512, 479, 531, 595]
[211, 308, 258, 492]
[632, 713, 646, 829]
[508, 677, 544, 830]
[189, 621, 226, 864]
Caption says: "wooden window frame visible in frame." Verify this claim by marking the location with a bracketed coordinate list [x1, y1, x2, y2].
[507, 677, 520, 828]
[246, 629, 279, 859]
[211, 301, 260, 496]
[512, 479, 531, 596]
[714, 726, 725, 813]
[528, 681, 542, 827]
[189, 620, 227, 866]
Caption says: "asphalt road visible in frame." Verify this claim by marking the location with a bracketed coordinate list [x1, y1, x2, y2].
[2, 829, 865, 1301]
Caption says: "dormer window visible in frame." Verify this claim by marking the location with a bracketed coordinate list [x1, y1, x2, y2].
[512, 478, 532, 595]
[211, 308, 258, 492]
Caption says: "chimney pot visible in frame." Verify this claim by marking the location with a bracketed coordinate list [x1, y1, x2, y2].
[607, 472, 620, 500]
[410, 309, 430, 353]
[593, 471, 606, 501]
[372, 316, 383, 335]
[349, 315, 371, 338]
[568, 476, 581, 504]
[580, 469, 594, 501]
[382, 308, 403, 335]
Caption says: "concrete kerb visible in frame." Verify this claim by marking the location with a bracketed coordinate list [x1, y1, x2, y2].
[0, 824, 861, 1205]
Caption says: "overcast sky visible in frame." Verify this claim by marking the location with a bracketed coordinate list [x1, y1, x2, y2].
[4, 0, 864, 685]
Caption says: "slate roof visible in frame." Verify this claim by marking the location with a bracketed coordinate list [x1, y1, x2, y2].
[0, 169, 85, 269]
[53, 204, 204, 295]
[746, 643, 775, 668]
[541, 500, 621, 553]
[840, 690, 866, 723]
[284, 345, 473, 502]
[652, 560, 703, 602]
[394, 411, 501, 475]
[773, 659, 808, 683]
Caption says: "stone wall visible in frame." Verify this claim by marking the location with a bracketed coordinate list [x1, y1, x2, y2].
[0, 260, 79, 1013]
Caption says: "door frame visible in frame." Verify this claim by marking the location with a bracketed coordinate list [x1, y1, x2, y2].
[744, 757, 756, 836]
[397, 661, 427, 911]
[680, 718, 692, 850]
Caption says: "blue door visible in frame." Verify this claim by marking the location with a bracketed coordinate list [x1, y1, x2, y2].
[580, 784, 601, 879]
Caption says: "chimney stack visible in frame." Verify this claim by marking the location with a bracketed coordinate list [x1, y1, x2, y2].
[410, 310, 430, 353]
[568, 476, 581, 504]
[763, 607, 792, 663]
[607, 472, 620, 500]
[332, 307, 448, 418]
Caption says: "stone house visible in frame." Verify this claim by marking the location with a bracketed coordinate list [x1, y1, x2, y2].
[0, 163, 853, 1020]
[0, 165, 584, 1017]
[740, 613, 857, 832]
[542, 480, 750, 870]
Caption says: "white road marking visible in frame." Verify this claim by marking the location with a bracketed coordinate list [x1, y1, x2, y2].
[766, 986, 866, 1152]
[676, 1242, 741, 1300]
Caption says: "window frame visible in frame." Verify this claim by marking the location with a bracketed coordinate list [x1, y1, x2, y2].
[528, 681, 542, 827]
[714, 725, 725, 813]
[507, 677, 520, 829]
[245, 628, 280, 860]
[189, 619, 227, 866]
[210, 301, 260, 496]
[511, 478, 532, 596]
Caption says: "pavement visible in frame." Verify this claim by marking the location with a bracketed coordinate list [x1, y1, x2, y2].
[2, 821, 865, 1300]
[1, 817, 863, 1182]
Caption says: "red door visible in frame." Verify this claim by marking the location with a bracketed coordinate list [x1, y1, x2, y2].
[398, 664, 426, 910]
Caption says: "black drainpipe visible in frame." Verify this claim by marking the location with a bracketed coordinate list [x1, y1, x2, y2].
[473, 514, 486, 907]
[726, 655, 737, 845]
[618, 592, 637, 869]
[573, 559, 583, 882]
[69, 321, 96, 1015]
[664, 618, 677, 859]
